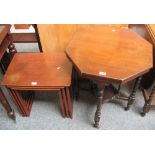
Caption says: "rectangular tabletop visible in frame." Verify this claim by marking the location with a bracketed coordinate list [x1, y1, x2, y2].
[2, 52, 72, 87]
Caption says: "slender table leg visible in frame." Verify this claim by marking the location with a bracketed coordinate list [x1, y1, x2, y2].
[9, 89, 27, 116]
[12, 90, 28, 116]
[0, 88, 16, 121]
[58, 90, 66, 118]
[61, 89, 69, 117]
[7, 88, 24, 115]
[8, 89, 33, 117]
[141, 85, 155, 116]
[65, 87, 73, 118]
[94, 83, 106, 128]
[125, 77, 142, 111]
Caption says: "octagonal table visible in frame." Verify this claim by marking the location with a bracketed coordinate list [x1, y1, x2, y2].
[66, 27, 153, 128]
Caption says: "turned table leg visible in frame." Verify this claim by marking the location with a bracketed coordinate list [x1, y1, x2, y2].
[0, 41, 17, 73]
[8, 42, 17, 57]
[125, 77, 142, 111]
[0, 88, 16, 121]
[94, 83, 105, 128]
[141, 85, 155, 116]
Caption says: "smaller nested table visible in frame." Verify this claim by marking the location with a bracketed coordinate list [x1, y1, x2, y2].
[2, 52, 73, 118]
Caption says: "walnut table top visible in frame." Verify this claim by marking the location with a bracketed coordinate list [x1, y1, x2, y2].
[66, 27, 153, 84]
[2, 52, 72, 88]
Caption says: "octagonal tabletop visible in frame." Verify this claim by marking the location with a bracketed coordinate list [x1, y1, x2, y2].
[66, 27, 153, 84]
[2, 52, 72, 87]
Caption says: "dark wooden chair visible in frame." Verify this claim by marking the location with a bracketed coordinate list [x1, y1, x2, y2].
[0, 24, 17, 121]
[140, 24, 155, 116]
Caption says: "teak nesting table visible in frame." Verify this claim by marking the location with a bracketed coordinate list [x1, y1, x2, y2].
[2, 52, 73, 118]
[66, 27, 153, 128]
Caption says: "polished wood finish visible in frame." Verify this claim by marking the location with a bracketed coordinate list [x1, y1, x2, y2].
[12, 33, 37, 43]
[0, 25, 10, 44]
[0, 25, 16, 120]
[11, 24, 127, 45]
[66, 27, 152, 83]
[66, 26, 153, 128]
[2, 53, 72, 87]
[129, 24, 155, 89]
[132, 24, 155, 116]
[34, 24, 43, 52]
[14, 24, 31, 29]
[2, 52, 73, 118]
[37, 24, 128, 53]
[145, 24, 155, 45]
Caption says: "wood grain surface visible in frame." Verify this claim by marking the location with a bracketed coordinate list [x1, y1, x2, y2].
[37, 24, 128, 52]
[66, 27, 152, 83]
[2, 52, 72, 87]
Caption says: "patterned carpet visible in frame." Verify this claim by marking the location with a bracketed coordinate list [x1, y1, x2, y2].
[0, 43, 155, 130]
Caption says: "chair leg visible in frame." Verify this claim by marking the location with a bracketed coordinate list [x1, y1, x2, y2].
[94, 83, 106, 128]
[0, 88, 16, 121]
[141, 85, 155, 116]
[125, 76, 142, 111]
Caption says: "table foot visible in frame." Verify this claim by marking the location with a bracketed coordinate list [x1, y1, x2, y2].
[7, 110, 16, 121]
[140, 112, 146, 117]
[94, 123, 100, 129]
[141, 103, 151, 117]
[124, 106, 130, 111]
